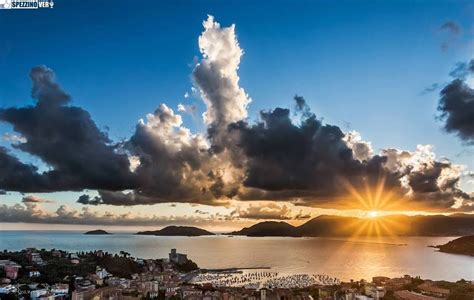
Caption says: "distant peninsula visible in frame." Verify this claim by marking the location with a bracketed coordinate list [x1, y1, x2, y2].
[436, 235, 474, 256]
[230, 221, 301, 237]
[84, 229, 111, 235]
[230, 214, 474, 237]
[136, 226, 215, 236]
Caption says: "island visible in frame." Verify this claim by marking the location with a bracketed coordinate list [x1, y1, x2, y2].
[435, 235, 474, 256]
[84, 229, 111, 235]
[136, 226, 215, 236]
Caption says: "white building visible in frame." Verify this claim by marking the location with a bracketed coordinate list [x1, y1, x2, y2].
[29, 270, 41, 277]
[51, 283, 69, 296]
[96, 267, 111, 279]
[30, 287, 48, 299]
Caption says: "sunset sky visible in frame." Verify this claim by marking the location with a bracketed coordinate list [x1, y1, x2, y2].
[1, 0, 473, 231]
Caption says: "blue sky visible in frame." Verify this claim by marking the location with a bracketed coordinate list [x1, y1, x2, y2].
[0, 0, 473, 227]
[1, 1, 472, 150]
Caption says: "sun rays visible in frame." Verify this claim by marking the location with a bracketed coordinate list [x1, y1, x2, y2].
[318, 175, 412, 269]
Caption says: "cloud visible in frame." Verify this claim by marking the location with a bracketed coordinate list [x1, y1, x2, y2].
[381, 145, 470, 210]
[437, 59, 474, 143]
[1, 16, 472, 214]
[0, 202, 231, 227]
[230, 202, 313, 221]
[0, 146, 48, 192]
[294, 210, 312, 220]
[421, 83, 440, 95]
[439, 21, 461, 35]
[229, 96, 471, 211]
[122, 103, 237, 205]
[232, 203, 294, 220]
[192, 15, 251, 152]
[343, 130, 373, 162]
[177, 103, 198, 116]
[229, 96, 401, 206]
[438, 21, 462, 52]
[2, 133, 27, 144]
[77, 194, 102, 206]
[0, 66, 138, 192]
[22, 195, 55, 204]
[449, 60, 474, 79]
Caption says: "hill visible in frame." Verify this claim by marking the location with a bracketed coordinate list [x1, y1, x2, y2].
[136, 226, 215, 236]
[229, 221, 300, 237]
[436, 235, 474, 256]
[230, 214, 474, 237]
[84, 229, 110, 235]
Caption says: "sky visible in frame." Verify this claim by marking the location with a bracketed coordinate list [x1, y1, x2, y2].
[0, 0, 473, 231]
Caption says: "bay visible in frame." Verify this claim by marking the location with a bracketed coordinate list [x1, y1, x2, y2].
[0, 231, 472, 282]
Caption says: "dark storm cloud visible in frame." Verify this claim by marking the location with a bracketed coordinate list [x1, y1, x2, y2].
[227, 97, 472, 211]
[294, 95, 311, 118]
[77, 194, 102, 206]
[128, 113, 203, 200]
[0, 66, 138, 192]
[407, 161, 470, 209]
[437, 60, 474, 143]
[0, 146, 49, 192]
[109, 104, 231, 206]
[229, 96, 397, 200]
[77, 190, 161, 206]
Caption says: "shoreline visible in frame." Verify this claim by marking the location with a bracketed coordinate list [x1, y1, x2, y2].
[202, 267, 272, 273]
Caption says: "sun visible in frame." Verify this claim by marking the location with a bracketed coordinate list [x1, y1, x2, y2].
[367, 210, 379, 218]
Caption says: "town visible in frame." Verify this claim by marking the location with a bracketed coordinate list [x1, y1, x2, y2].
[0, 248, 472, 300]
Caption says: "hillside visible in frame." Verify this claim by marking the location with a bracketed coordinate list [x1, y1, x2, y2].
[230, 214, 474, 237]
[136, 226, 215, 236]
[230, 221, 300, 237]
[436, 235, 474, 256]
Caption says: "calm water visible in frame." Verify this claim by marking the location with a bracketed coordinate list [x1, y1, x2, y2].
[0, 231, 472, 281]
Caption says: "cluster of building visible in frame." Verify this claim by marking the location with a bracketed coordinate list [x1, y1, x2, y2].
[0, 248, 466, 300]
[337, 275, 454, 300]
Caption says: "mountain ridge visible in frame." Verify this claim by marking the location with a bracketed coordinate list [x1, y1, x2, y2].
[230, 214, 474, 237]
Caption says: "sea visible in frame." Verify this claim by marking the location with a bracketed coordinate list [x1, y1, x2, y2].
[0, 231, 473, 282]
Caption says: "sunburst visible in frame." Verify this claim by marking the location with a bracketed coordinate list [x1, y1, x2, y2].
[367, 210, 379, 218]
[318, 174, 414, 270]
